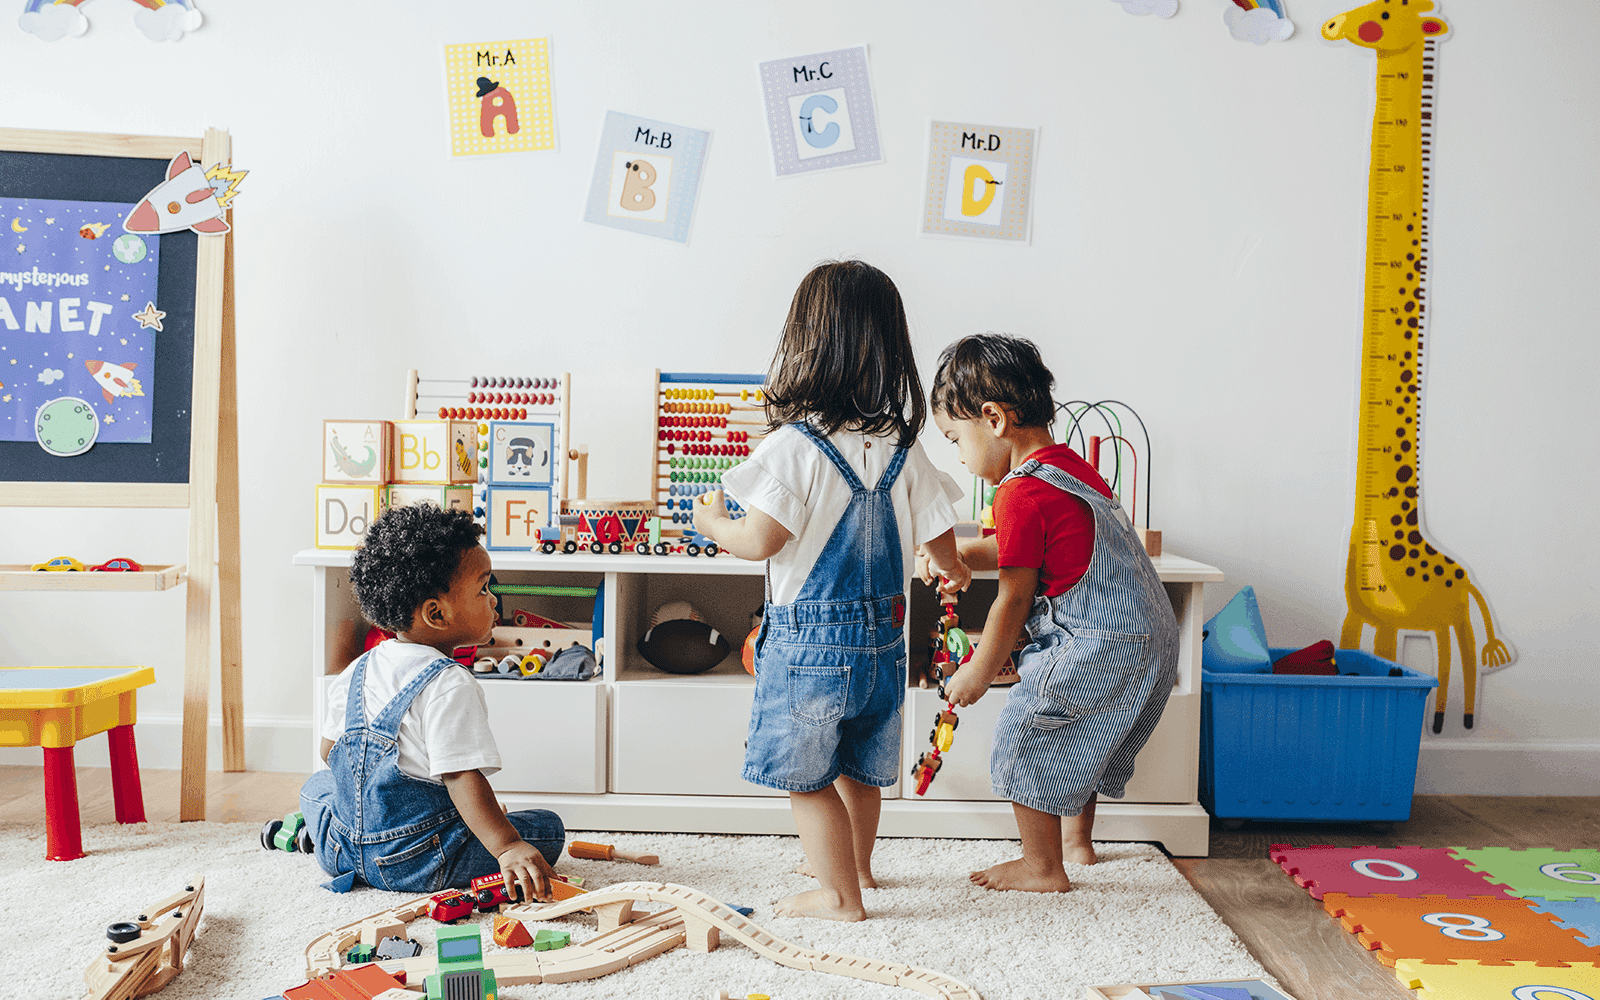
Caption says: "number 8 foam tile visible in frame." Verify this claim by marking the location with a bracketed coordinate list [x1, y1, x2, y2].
[1322, 893, 1592, 967]
[1270, 844, 1512, 900]
[1394, 959, 1600, 1000]
[1527, 898, 1600, 948]
[1451, 849, 1600, 903]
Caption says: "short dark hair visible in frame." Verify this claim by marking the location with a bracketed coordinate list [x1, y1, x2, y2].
[348, 504, 485, 633]
[930, 333, 1056, 429]
[763, 259, 926, 449]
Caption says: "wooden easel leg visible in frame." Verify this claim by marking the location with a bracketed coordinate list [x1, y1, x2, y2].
[217, 222, 244, 772]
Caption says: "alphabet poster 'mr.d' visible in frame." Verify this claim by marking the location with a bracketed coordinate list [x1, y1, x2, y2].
[758, 45, 882, 177]
[921, 121, 1038, 244]
[2, 197, 162, 448]
[442, 37, 556, 156]
[583, 111, 709, 244]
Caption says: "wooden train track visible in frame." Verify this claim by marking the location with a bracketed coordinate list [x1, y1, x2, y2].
[82, 876, 205, 1000]
[303, 881, 980, 999]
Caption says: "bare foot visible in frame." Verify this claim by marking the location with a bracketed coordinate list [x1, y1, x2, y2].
[793, 859, 878, 889]
[1062, 840, 1098, 866]
[969, 857, 1074, 893]
[770, 888, 866, 921]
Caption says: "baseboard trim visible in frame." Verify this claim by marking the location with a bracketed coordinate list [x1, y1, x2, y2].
[1416, 741, 1600, 795]
[0, 714, 312, 773]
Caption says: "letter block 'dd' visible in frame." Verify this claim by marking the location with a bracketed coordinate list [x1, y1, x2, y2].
[391, 419, 478, 485]
[315, 484, 390, 550]
[387, 484, 474, 513]
[322, 420, 392, 485]
[485, 485, 553, 551]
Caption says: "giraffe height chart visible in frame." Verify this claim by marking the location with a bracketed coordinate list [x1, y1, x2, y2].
[1324, 0, 1511, 735]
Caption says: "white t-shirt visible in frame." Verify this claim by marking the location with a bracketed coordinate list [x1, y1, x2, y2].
[721, 424, 962, 606]
[321, 638, 502, 783]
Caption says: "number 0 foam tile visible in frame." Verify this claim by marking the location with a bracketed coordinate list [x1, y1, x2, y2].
[1451, 848, 1600, 902]
[1527, 897, 1600, 948]
[1394, 958, 1600, 1000]
[1270, 844, 1509, 900]
[1322, 892, 1593, 967]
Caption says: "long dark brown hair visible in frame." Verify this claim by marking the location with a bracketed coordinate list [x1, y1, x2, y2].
[763, 260, 926, 448]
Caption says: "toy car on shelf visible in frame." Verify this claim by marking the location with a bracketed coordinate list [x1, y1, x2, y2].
[89, 557, 143, 572]
[32, 555, 84, 571]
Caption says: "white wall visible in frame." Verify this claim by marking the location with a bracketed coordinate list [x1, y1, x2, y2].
[2, 1, 1595, 794]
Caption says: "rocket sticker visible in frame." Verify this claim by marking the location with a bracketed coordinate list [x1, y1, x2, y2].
[123, 151, 246, 237]
[84, 359, 145, 405]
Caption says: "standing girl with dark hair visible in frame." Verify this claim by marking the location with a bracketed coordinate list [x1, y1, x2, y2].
[695, 260, 970, 921]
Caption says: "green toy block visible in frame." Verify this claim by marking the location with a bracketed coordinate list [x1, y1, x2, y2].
[345, 942, 375, 964]
[1451, 847, 1600, 902]
[533, 929, 570, 951]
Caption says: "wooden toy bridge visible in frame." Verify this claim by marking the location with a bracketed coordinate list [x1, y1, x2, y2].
[304, 880, 980, 998]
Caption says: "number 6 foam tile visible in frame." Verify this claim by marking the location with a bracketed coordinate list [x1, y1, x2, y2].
[1527, 898, 1600, 948]
[1394, 958, 1600, 1000]
[1270, 844, 1511, 900]
[1452, 849, 1600, 903]
[1322, 893, 1592, 967]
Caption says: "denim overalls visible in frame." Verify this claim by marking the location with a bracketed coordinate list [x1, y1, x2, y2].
[988, 457, 1179, 817]
[300, 649, 564, 892]
[742, 424, 909, 793]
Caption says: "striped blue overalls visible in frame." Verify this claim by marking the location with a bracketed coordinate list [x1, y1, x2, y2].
[742, 424, 909, 793]
[989, 457, 1180, 817]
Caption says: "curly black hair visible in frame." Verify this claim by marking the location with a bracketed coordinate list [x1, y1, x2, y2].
[348, 503, 485, 633]
[930, 333, 1057, 429]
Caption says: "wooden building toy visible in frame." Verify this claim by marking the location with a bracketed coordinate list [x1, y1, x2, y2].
[82, 876, 204, 1000]
[426, 924, 497, 1000]
[390, 419, 478, 485]
[533, 928, 570, 951]
[650, 371, 767, 555]
[322, 420, 392, 485]
[387, 484, 473, 514]
[485, 485, 555, 551]
[314, 484, 389, 550]
[568, 840, 660, 865]
[493, 914, 534, 948]
[485, 420, 559, 488]
[282, 963, 408, 1000]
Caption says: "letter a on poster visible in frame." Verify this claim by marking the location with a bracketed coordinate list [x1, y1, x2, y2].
[442, 37, 557, 156]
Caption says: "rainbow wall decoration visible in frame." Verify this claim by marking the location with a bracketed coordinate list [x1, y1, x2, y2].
[1225, 0, 1294, 43]
[18, 0, 202, 42]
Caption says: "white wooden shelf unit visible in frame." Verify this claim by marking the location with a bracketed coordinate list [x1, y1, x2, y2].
[292, 549, 1222, 856]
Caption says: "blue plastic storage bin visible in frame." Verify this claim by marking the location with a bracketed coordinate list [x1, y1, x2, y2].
[1200, 648, 1438, 823]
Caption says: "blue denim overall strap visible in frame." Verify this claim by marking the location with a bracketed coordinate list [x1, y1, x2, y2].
[789, 422, 908, 607]
[324, 650, 462, 875]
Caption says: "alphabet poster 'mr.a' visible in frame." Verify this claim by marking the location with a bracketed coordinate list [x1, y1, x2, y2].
[583, 111, 709, 244]
[921, 121, 1038, 244]
[442, 38, 556, 156]
[758, 45, 882, 177]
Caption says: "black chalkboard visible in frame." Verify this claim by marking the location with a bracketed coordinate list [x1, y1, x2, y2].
[0, 149, 196, 484]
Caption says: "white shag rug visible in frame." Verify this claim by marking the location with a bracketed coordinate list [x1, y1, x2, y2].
[1, 822, 1266, 1000]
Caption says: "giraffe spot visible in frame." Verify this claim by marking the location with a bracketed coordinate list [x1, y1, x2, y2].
[1398, 288, 1406, 295]
[1405, 351, 1413, 359]
[1405, 331, 1414, 339]
[1405, 416, 1413, 424]
[1422, 574, 1430, 581]
[1401, 370, 1413, 382]
[1405, 301, 1416, 312]
[1455, 568, 1463, 578]
[1407, 224, 1414, 231]
[1407, 253, 1415, 261]
[1425, 544, 1436, 555]
[1445, 579, 1453, 587]
[1421, 560, 1429, 568]
[1391, 515, 1403, 526]
[1409, 531, 1423, 545]
[1408, 318, 1418, 328]
[1401, 439, 1412, 452]
[1397, 465, 1413, 482]
[1397, 407, 1406, 415]
[1401, 501, 1411, 511]
[1410, 548, 1420, 558]
[1406, 566, 1416, 576]
[1395, 530, 1405, 540]
[1395, 427, 1406, 437]
[1391, 545, 1407, 560]
[1405, 487, 1418, 498]
[1444, 555, 1454, 563]
[1395, 318, 1404, 326]
[1407, 509, 1418, 525]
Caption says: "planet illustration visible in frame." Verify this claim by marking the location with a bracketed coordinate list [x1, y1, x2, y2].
[112, 233, 148, 264]
[35, 396, 99, 457]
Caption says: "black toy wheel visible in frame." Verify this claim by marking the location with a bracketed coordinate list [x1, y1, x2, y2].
[589, 541, 603, 554]
[634, 542, 648, 555]
[654, 542, 669, 556]
[686, 544, 701, 557]
[609, 541, 623, 554]
[562, 541, 577, 554]
[296, 825, 314, 854]
[106, 921, 141, 944]
[260, 819, 282, 851]
[541, 541, 556, 555]
[704, 543, 719, 557]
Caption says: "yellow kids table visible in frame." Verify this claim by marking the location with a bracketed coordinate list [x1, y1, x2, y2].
[0, 666, 154, 861]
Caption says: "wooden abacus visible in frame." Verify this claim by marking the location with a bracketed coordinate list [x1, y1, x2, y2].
[651, 371, 768, 553]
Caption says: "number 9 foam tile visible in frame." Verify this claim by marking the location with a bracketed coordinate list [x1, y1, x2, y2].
[1322, 893, 1593, 967]
[1527, 898, 1600, 948]
[1271, 844, 1511, 900]
[1394, 958, 1600, 1000]
[1451, 849, 1600, 903]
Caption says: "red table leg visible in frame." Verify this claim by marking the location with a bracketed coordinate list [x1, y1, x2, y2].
[107, 724, 147, 825]
[42, 745, 84, 862]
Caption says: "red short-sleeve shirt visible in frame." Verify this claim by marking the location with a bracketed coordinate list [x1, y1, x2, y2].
[993, 444, 1114, 598]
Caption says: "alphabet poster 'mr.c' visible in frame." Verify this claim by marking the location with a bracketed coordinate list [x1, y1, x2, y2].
[758, 45, 882, 177]
[921, 121, 1038, 244]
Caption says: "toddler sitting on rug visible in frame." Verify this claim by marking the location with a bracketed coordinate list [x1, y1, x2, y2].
[299, 503, 565, 899]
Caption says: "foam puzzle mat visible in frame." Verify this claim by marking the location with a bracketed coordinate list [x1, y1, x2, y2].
[1271, 846, 1600, 1000]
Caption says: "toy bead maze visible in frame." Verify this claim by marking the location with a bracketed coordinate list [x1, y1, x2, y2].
[1322, 0, 1512, 734]
[651, 371, 766, 555]
[1270, 844, 1600, 999]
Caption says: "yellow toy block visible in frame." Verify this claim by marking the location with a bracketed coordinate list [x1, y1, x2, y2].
[1395, 959, 1600, 1000]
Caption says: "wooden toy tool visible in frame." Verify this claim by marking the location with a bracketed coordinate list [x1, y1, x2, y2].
[568, 840, 660, 865]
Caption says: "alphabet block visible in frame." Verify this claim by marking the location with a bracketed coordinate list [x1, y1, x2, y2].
[387, 484, 473, 513]
[392, 419, 478, 484]
[487, 421, 557, 488]
[315, 484, 390, 550]
[322, 420, 392, 485]
[485, 485, 553, 551]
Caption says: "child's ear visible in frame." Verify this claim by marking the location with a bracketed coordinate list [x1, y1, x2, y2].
[418, 597, 448, 631]
[979, 401, 1010, 436]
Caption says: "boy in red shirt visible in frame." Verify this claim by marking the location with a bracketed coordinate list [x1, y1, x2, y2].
[924, 334, 1178, 893]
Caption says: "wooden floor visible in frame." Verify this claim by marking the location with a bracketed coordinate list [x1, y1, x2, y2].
[4, 765, 1594, 1000]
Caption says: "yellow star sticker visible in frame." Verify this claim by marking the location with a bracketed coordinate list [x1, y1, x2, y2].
[132, 301, 166, 332]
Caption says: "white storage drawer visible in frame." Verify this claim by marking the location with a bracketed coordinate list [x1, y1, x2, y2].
[610, 681, 783, 797]
[481, 677, 606, 794]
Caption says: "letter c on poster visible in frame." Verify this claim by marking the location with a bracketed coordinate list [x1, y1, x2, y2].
[798, 93, 840, 148]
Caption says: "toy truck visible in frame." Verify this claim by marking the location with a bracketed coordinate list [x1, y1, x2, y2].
[426, 925, 498, 1000]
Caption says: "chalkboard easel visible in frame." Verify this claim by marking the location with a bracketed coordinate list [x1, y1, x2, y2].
[0, 127, 242, 822]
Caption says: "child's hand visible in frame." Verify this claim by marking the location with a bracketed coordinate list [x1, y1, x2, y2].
[496, 840, 555, 903]
[942, 662, 991, 708]
[692, 489, 730, 538]
[926, 551, 972, 598]
[914, 547, 933, 587]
